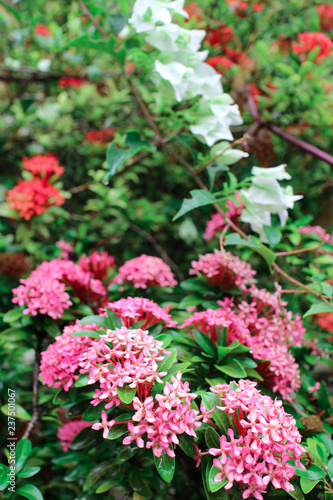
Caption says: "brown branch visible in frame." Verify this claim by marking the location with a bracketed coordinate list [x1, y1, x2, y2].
[0, 66, 119, 83]
[275, 245, 323, 256]
[22, 334, 42, 440]
[247, 94, 333, 168]
[129, 82, 331, 304]
[78, 1, 108, 40]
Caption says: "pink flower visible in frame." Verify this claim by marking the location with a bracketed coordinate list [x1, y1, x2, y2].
[204, 195, 244, 241]
[190, 250, 256, 290]
[56, 240, 74, 259]
[209, 380, 305, 498]
[79, 251, 116, 282]
[101, 297, 177, 329]
[12, 258, 107, 318]
[57, 419, 91, 451]
[39, 321, 99, 391]
[114, 255, 177, 289]
[34, 25, 52, 37]
[92, 410, 115, 438]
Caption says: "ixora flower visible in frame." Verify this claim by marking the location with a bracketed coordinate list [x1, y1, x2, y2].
[208, 380, 305, 500]
[190, 94, 242, 145]
[114, 254, 177, 289]
[204, 194, 244, 241]
[101, 297, 177, 329]
[22, 153, 64, 180]
[291, 32, 333, 64]
[57, 420, 91, 451]
[39, 321, 99, 390]
[190, 250, 256, 290]
[129, 0, 188, 33]
[240, 165, 303, 242]
[6, 179, 65, 220]
[78, 251, 116, 282]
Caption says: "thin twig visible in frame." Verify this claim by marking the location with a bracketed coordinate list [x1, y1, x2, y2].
[78, 1, 108, 40]
[22, 334, 42, 440]
[247, 94, 333, 167]
[275, 245, 323, 256]
[196, 135, 248, 173]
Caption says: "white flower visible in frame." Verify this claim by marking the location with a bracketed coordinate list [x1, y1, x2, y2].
[240, 165, 303, 241]
[146, 24, 205, 53]
[129, 0, 188, 33]
[154, 50, 222, 102]
[190, 94, 242, 146]
[210, 141, 249, 165]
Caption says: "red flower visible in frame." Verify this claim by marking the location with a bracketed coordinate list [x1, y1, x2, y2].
[22, 153, 64, 181]
[291, 32, 333, 63]
[316, 312, 333, 333]
[206, 25, 234, 47]
[6, 179, 65, 220]
[83, 128, 116, 145]
[58, 77, 84, 88]
[34, 25, 52, 37]
[227, 0, 263, 15]
[317, 4, 333, 32]
[206, 56, 234, 74]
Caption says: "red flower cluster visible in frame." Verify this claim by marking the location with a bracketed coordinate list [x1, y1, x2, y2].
[79, 251, 116, 282]
[22, 152, 64, 181]
[206, 26, 234, 47]
[58, 77, 84, 88]
[204, 195, 244, 241]
[6, 179, 65, 220]
[226, 0, 264, 15]
[316, 312, 333, 333]
[83, 128, 116, 145]
[291, 32, 333, 63]
[34, 25, 52, 37]
[6, 153, 65, 220]
[184, 2, 204, 21]
[317, 4, 333, 32]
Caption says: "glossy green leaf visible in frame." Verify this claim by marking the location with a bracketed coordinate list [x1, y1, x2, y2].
[79, 316, 109, 328]
[173, 190, 216, 221]
[71, 329, 101, 339]
[303, 302, 333, 318]
[193, 329, 216, 357]
[225, 233, 276, 272]
[208, 465, 227, 493]
[18, 467, 41, 478]
[215, 359, 247, 378]
[154, 450, 175, 483]
[83, 461, 115, 492]
[300, 477, 321, 494]
[205, 427, 220, 449]
[16, 484, 44, 500]
[1, 404, 31, 421]
[296, 462, 326, 480]
[95, 480, 119, 493]
[285, 482, 304, 499]
[106, 308, 122, 329]
[3, 308, 23, 323]
[178, 433, 195, 458]
[104, 131, 155, 181]
[107, 413, 133, 440]
[116, 385, 137, 404]
[15, 439, 32, 473]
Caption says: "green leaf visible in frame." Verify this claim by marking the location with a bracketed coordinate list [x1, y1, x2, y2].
[107, 413, 133, 440]
[154, 450, 175, 483]
[0, 468, 10, 491]
[18, 467, 41, 478]
[1, 404, 31, 421]
[285, 482, 304, 499]
[106, 308, 122, 329]
[104, 131, 155, 182]
[208, 465, 227, 493]
[173, 190, 216, 221]
[327, 457, 333, 481]
[215, 359, 247, 378]
[107, 14, 130, 35]
[74, 373, 91, 388]
[129, 470, 152, 496]
[0, 0, 21, 22]
[192, 330, 216, 357]
[83, 461, 115, 492]
[16, 484, 44, 500]
[318, 381, 331, 414]
[296, 462, 327, 480]
[178, 433, 195, 458]
[225, 233, 276, 272]
[263, 225, 282, 248]
[65, 34, 117, 53]
[71, 329, 101, 339]
[245, 367, 263, 381]
[3, 308, 23, 323]
[157, 347, 177, 373]
[303, 302, 333, 318]
[212, 409, 229, 436]
[205, 427, 220, 449]
[80, 316, 109, 328]
[15, 439, 32, 473]
[116, 385, 137, 404]
[95, 480, 119, 494]
[300, 477, 321, 494]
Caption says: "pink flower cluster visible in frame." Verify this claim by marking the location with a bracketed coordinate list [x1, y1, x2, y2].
[57, 419, 91, 452]
[180, 304, 250, 346]
[299, 225, 333, 245]
[12, 258, 106, 319]
[79, 327, 170, 408]
[208, 380, 305, 500]
[39, 321, 98, 391]
[114, 254, 177, 289]
[190, 250, 256, 290]
[204, 196, 244, 241]
[56, 240, 74, 259]
[78, 251, 116, 282]
[92, 372, 207, 458]
[101, 297, 177, 329]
